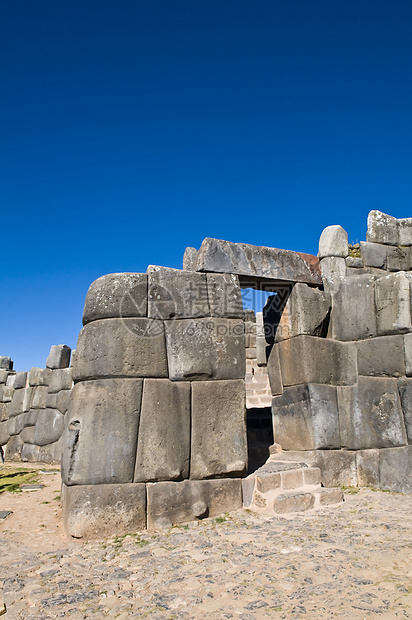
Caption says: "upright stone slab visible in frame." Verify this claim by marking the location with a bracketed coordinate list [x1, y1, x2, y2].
[134, 379, 191, 482]
[319, 257, 346, 294]
[46, 345, 71, 369]
[272, 384, 341, 451]
[62, 378, 143, 485]
[338, 377, 407, 450]
[375, 272, 412, 335]
[318, 225, 349, 259]
[83, 273, 147, 325]
[367, 210, 399, 245]
[356, 335, 405, 377]
[73, 318, 168, 381]
[266, 345, 283, 396]
[330, 274, 377, 341]
[276, 283, 331, 342]
[191, 380, 247, 479]
[278, 335, 357, 387]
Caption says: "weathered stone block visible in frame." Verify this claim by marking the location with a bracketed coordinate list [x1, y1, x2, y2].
[319, 488, 344, 505]
[0, 385, 13, 403]
[46, 393, 58, 409]
[303, 467, 322, 486]
[146, 478, 242, 529]
[0, 357, 13, 370]
[183, 247, 198, 271]
[255, 471, 281, 494]
[375, 272, 412, 335]
[83, 273, 147, 325]
[318, 225, 349, 259]
[272, 384, 341, 451]
[28, 367, 52, 387]
[56, 390, 71, 414]
[165, 318, 245, 381]
[282, 468, 304, 489]
[62, 378, 143, 485]
[0, 420, 10, 446]
[46, 345, 71, 369]
[148, 266, 210, 319]
[398, 218, 412, 246]
[63, 483, 147, 539]
[338, 377, 407, 450]
[357, 335, 405, 377]
[404, 333, 412, 377]
[31, 386, 49, 409]
[330, 274, 377, 341]
[387, 246, 410, 271]
[8, 388, 33, 417]
[320, 257, 346, 293]
[367, 210, 398, 245]
[360, 241, 387, 268]
[313, 450, 357, 487]
[73, 318, 168, 382]
[0, 403, 8, 422]
[191, 380, 247, 479]
[48, 368, 73, 393]
[356, 450, 380, 487]
[196, 238, 322, 285]
[379, 446, 412, 493]
[256, 335, 270, 366]
[346, 256, 364, 268]
[134, 379, 190, 482]
[278, 335, 357, 386]
[5, 434, 23, 460]
[206, 273, 244, 318]
[273, 492, 315, 514]
[267, 345, 283, 396]
[7, 372, 27, 390]
[20, 425, 36, 444]
[33, 409, 64, 446]
[0, 369, 9, 384]
[397, 378, 412, 443]
[7, 412, 30, 436]
[276, 283, 331, 342]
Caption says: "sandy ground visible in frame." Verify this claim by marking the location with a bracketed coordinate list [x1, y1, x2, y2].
[2, 463, 412, 619]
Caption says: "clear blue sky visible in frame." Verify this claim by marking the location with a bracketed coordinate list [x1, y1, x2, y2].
[2, 0, 412, 371]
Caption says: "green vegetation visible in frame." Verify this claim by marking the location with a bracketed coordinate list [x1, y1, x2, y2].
[0, 467, 39, 493]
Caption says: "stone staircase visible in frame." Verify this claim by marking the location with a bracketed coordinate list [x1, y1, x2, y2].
[242, 447, 344, 515]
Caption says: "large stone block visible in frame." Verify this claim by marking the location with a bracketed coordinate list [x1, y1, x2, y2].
[0, 403, 8, 422]
[7, 412, 31, 436]
[356, 450, 380, 487]
[0, 369, 9, 384]
[375, 272, 412, 335]
[206, 273, 244, 318]
[7, 372, 27, 389]
[5, 434, 23, 460]
[397, 378, 412, 443]
[134, 379, 190, 482]
[83, 273, 147, 325]
[278, 335, 357, 387]
[165, 318, 245, 381]
[8, 387, 33, 417]
[318, 225, 349, 259]
[0, 420, 10, 446]
[357, 335, 405, 377]
[379, 446, 412, 493]
[46, 345, 71, 369]
[56, 390, 71, 414]
[73, 318, 168, 382]
[313, 450, 357, 487]
[48, 368, 73, 393]
[146, 478, 242, 529]
[404, 333, 412, 377]
[182, 247, 198, 271]
[0, 385, 13, 403]
[276, 283, 331, 342]
[191, 380, 247, 479]
[367, 210, 398, 245]
[28, 367, 52, 387]
[62, 378, 143, 485]
[33, 409, 64, 446]
[330, 274, 377, 341]
[266, 345, 283, 396]
[62, 483, 146, 539]
[31, 386, 49, 409]
[338, 377, 407, 450]
[272, 384, 341, 450]
[20, 425, 36, 444]
[196, 238, 322, 285]
[398, 217, 412, 246]
[386, 245, 410, 271]
[22, 439, 61, 464]
[360, 241, 387, 268]
[0, 357, 13, 370]
[320, 257, 346, 294]
[148, 266, 209, 319]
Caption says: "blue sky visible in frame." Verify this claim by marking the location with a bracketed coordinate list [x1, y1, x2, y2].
[2, 0, 412, 370]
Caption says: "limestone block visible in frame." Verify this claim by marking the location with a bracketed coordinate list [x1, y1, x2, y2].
[146, 478, 242, 529]
[278, 335, 357, 387]
[8, 387, 33, 417]
[266, 345, 283, 396]
[318, 225, 349, 259]
[62, 483, 146, 539]
[338, 377, 407, 450]
[73, 318, 168, 382]
[398, 218, 412, 246]
[20, 425, 36, 444]
[0, 369, 9, 384]
[62, 378, 143, 485]
[360, 241, 387, 268]
[165, 318, 245, 381]
[375, 272, 412, 335]
[0, 357, 13, 370]
[5, 434, 23, 460]
[148, 266, 210, 319]
[56, 390, 71, 414]
[276, 283, 331, 342]
[83, 273, 147, 325]
[7, 372, 27, 389]
[379, 446, 412, 493]
[31, 386, 49, 409]
[183, 247, 198, 271]
[48, 368, 73, 393]
[134, 379, 190, 482]
[387, 245, 410, 271]
[0, 420, 10, 446]
[397, 378, 412, 443]
[272, 384, 341, 451]
[367, 210, 398, 245]
[28, 367, 52, 387]
[191, 380, 247, 479]
[0, 385, 14, 403]
[196, 238, 322, 285]
[320, 256, 346, 293]
[33, 409, 64, 446]
[206, 273, 244, 318]
[356, 450, 380, 487]
[330, 274, 376, 341]
[357, 335, 405, 377]
[46, 345, 71, 369]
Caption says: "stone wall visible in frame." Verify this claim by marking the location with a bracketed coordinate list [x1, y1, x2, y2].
[0, 345, 72, 464]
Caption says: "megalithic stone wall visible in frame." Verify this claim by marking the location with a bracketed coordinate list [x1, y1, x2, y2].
[0, 345, 73, 463]
[62, 268, 247, 538]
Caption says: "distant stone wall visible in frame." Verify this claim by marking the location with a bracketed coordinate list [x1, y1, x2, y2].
[0, 345, 72, 464]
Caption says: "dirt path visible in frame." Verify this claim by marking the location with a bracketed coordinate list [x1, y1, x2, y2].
[2, 463, 412, 619]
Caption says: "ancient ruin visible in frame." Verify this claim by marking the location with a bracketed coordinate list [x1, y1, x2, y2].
[2, 210, 412, 538]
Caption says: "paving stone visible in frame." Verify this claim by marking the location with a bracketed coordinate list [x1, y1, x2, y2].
[206, 273, 244, 318]
[182, 247, 198, 271]
[330, 274, 377, 341]
[318, 225, 349, 259]
[147, 266, 210, 319]
[276, 283, 331, 341]
[375, 271, 412, 335]
[83, 273, 148, 325]
[367, 210, 399, 245]
[357, 335, 405, 377]
[46, 345, 71, 370]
